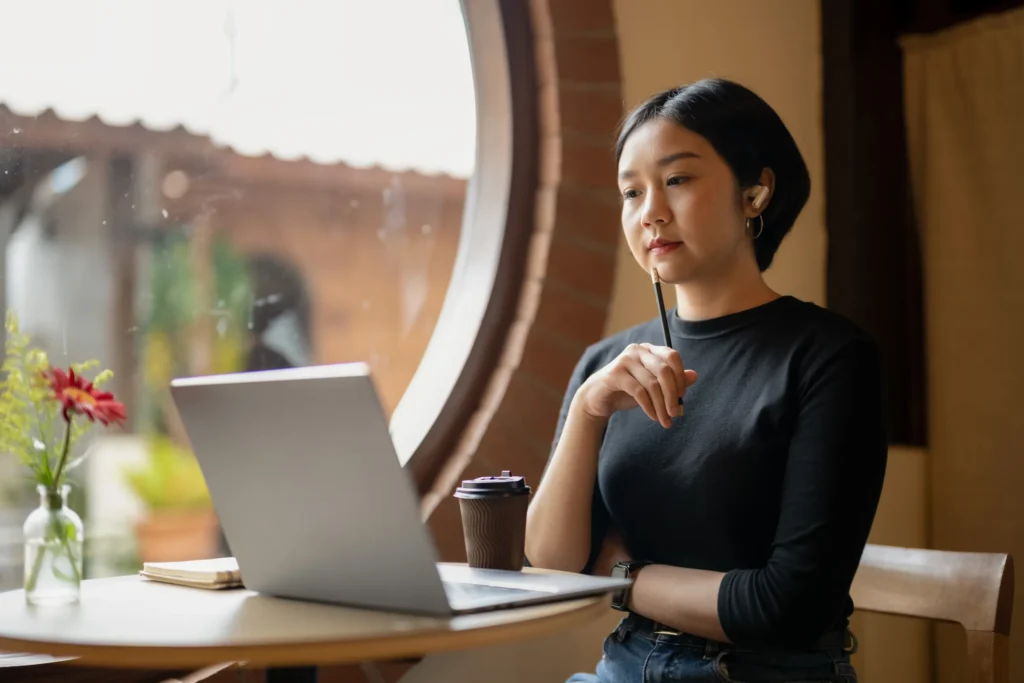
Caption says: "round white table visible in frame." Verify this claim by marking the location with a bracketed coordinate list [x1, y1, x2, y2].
[0, 572, 609, 682]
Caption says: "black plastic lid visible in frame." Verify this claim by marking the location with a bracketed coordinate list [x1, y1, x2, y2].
[454, 470, 531, 498]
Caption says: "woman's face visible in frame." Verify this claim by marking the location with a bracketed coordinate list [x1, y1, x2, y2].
[616, 118, 762, 284]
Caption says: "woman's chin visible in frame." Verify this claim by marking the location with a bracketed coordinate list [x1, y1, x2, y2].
[645, 259, 693, 284]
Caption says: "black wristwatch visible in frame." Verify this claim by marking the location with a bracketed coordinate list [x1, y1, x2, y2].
[610, 560, 650, 611]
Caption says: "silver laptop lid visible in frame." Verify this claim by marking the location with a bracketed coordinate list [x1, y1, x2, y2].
[169, 363, 452, 615]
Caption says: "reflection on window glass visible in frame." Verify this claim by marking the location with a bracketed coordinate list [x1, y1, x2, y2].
[0, 0, 475, 581]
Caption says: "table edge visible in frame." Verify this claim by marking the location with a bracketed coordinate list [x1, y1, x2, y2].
[0, 594, 611, 669]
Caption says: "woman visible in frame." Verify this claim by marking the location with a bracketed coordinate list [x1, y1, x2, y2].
[525, 78, 886, 682]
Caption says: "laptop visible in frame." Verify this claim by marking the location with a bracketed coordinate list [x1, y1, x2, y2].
[168, 362, 630, 616]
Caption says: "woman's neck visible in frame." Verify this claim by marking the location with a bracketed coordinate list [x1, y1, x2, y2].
[673, 260, 779, 321]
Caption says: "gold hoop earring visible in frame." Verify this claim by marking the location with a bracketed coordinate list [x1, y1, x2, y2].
[746, 215, 764, 239]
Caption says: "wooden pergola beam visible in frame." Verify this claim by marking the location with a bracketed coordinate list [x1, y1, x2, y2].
[0, 107, 468, 198]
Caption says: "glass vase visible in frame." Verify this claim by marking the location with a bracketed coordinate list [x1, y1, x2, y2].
[23, 484, 84, 605]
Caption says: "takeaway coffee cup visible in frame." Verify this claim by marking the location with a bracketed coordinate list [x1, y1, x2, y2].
[454, 470, 531, 571]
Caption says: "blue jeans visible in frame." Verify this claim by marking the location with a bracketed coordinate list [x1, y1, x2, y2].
[568, 614, 857, 682]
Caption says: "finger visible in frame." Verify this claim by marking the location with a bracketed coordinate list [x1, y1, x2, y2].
[640, 344, 684, 414]
[613, 367, 660, 423]
[638, 346, 679, 417]
[641, 343, 687, 404]
[683, 369, 698, 387]
[626, 357, 671, 428]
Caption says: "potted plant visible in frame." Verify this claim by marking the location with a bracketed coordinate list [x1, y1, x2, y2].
[0, 310, 125, 604]
[124, 229, 251, 563]
[121, 435, 219, 562]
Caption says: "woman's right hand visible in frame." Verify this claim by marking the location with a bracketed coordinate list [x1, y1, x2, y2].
[575, 343, 698, 429]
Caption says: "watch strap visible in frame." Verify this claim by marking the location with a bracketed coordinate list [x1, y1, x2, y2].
[610, 560, 650, 611]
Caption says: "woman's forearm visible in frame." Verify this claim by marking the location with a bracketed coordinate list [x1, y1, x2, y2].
[629, 564, 729, 642]
[525, 397, 607, 573]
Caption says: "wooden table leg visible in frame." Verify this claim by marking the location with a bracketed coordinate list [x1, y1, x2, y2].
[265, 666, 317, 683]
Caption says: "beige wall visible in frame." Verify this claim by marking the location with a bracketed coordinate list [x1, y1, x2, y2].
[606, 0, 827, 334]
[852, 446, 932, 682]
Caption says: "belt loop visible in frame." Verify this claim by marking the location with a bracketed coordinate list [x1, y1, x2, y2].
[702, 639, 720, 661]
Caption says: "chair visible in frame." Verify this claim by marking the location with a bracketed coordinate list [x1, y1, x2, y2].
[851, 544, 1014, 683]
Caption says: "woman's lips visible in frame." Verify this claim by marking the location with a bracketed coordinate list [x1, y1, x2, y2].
[648, 241, 682, 255]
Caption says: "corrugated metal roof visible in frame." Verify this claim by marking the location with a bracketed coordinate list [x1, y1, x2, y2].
[0, 0, 476, 178]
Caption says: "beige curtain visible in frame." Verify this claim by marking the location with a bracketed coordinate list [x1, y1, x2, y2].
[901, 8, 1024, 682]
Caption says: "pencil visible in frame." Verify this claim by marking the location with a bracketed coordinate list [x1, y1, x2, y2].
[651, 267, 684, 413]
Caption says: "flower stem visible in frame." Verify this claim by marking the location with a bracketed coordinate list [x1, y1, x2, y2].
[25, 512, 80, 593]
[51, 419, 73, 488]
[57, 531, 81, 584]
[25, 420, 77, 595]
[24, 536, 47, 593]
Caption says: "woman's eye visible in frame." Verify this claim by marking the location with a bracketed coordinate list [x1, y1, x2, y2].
[622, 189, 640, 200]
[667, 176, 690, 186]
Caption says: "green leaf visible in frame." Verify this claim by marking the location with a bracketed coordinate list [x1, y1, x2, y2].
[122, 435, 211, 511]
[1, 309, 120, 488]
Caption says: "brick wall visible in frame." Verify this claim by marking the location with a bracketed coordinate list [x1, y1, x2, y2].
[165, 173, 466, 415]
[423, 0, 623, 563]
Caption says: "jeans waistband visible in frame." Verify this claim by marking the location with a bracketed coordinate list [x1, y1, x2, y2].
[620, 613, 858, 654]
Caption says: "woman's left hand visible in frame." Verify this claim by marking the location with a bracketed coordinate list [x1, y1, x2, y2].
[592, 527, 633, 576]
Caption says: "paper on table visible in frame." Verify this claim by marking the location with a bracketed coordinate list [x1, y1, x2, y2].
[139, 556, 242, 589]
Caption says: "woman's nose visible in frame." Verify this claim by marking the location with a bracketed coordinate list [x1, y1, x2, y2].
[641, 191, 670, 226]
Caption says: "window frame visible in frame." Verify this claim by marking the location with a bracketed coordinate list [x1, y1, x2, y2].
[392, 0, 538, 492]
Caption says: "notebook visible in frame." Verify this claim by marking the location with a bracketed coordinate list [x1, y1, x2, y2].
[139, 557, 243, 590]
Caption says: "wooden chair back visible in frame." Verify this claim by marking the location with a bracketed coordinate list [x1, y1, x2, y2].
[851, 543, 1014, 683]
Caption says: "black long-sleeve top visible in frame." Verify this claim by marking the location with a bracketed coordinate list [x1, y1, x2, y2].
[546, 296, 887, 648]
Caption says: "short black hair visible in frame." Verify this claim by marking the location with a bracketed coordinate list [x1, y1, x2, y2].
[615, 78, 810, 271]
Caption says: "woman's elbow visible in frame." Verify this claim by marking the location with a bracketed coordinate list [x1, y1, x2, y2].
[523, 541, 588, 574]
[725, 573, 849, 648]
[524, 529, 589, 574]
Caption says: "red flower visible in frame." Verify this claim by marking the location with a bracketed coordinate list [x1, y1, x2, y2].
[44, 367, 127, 426]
